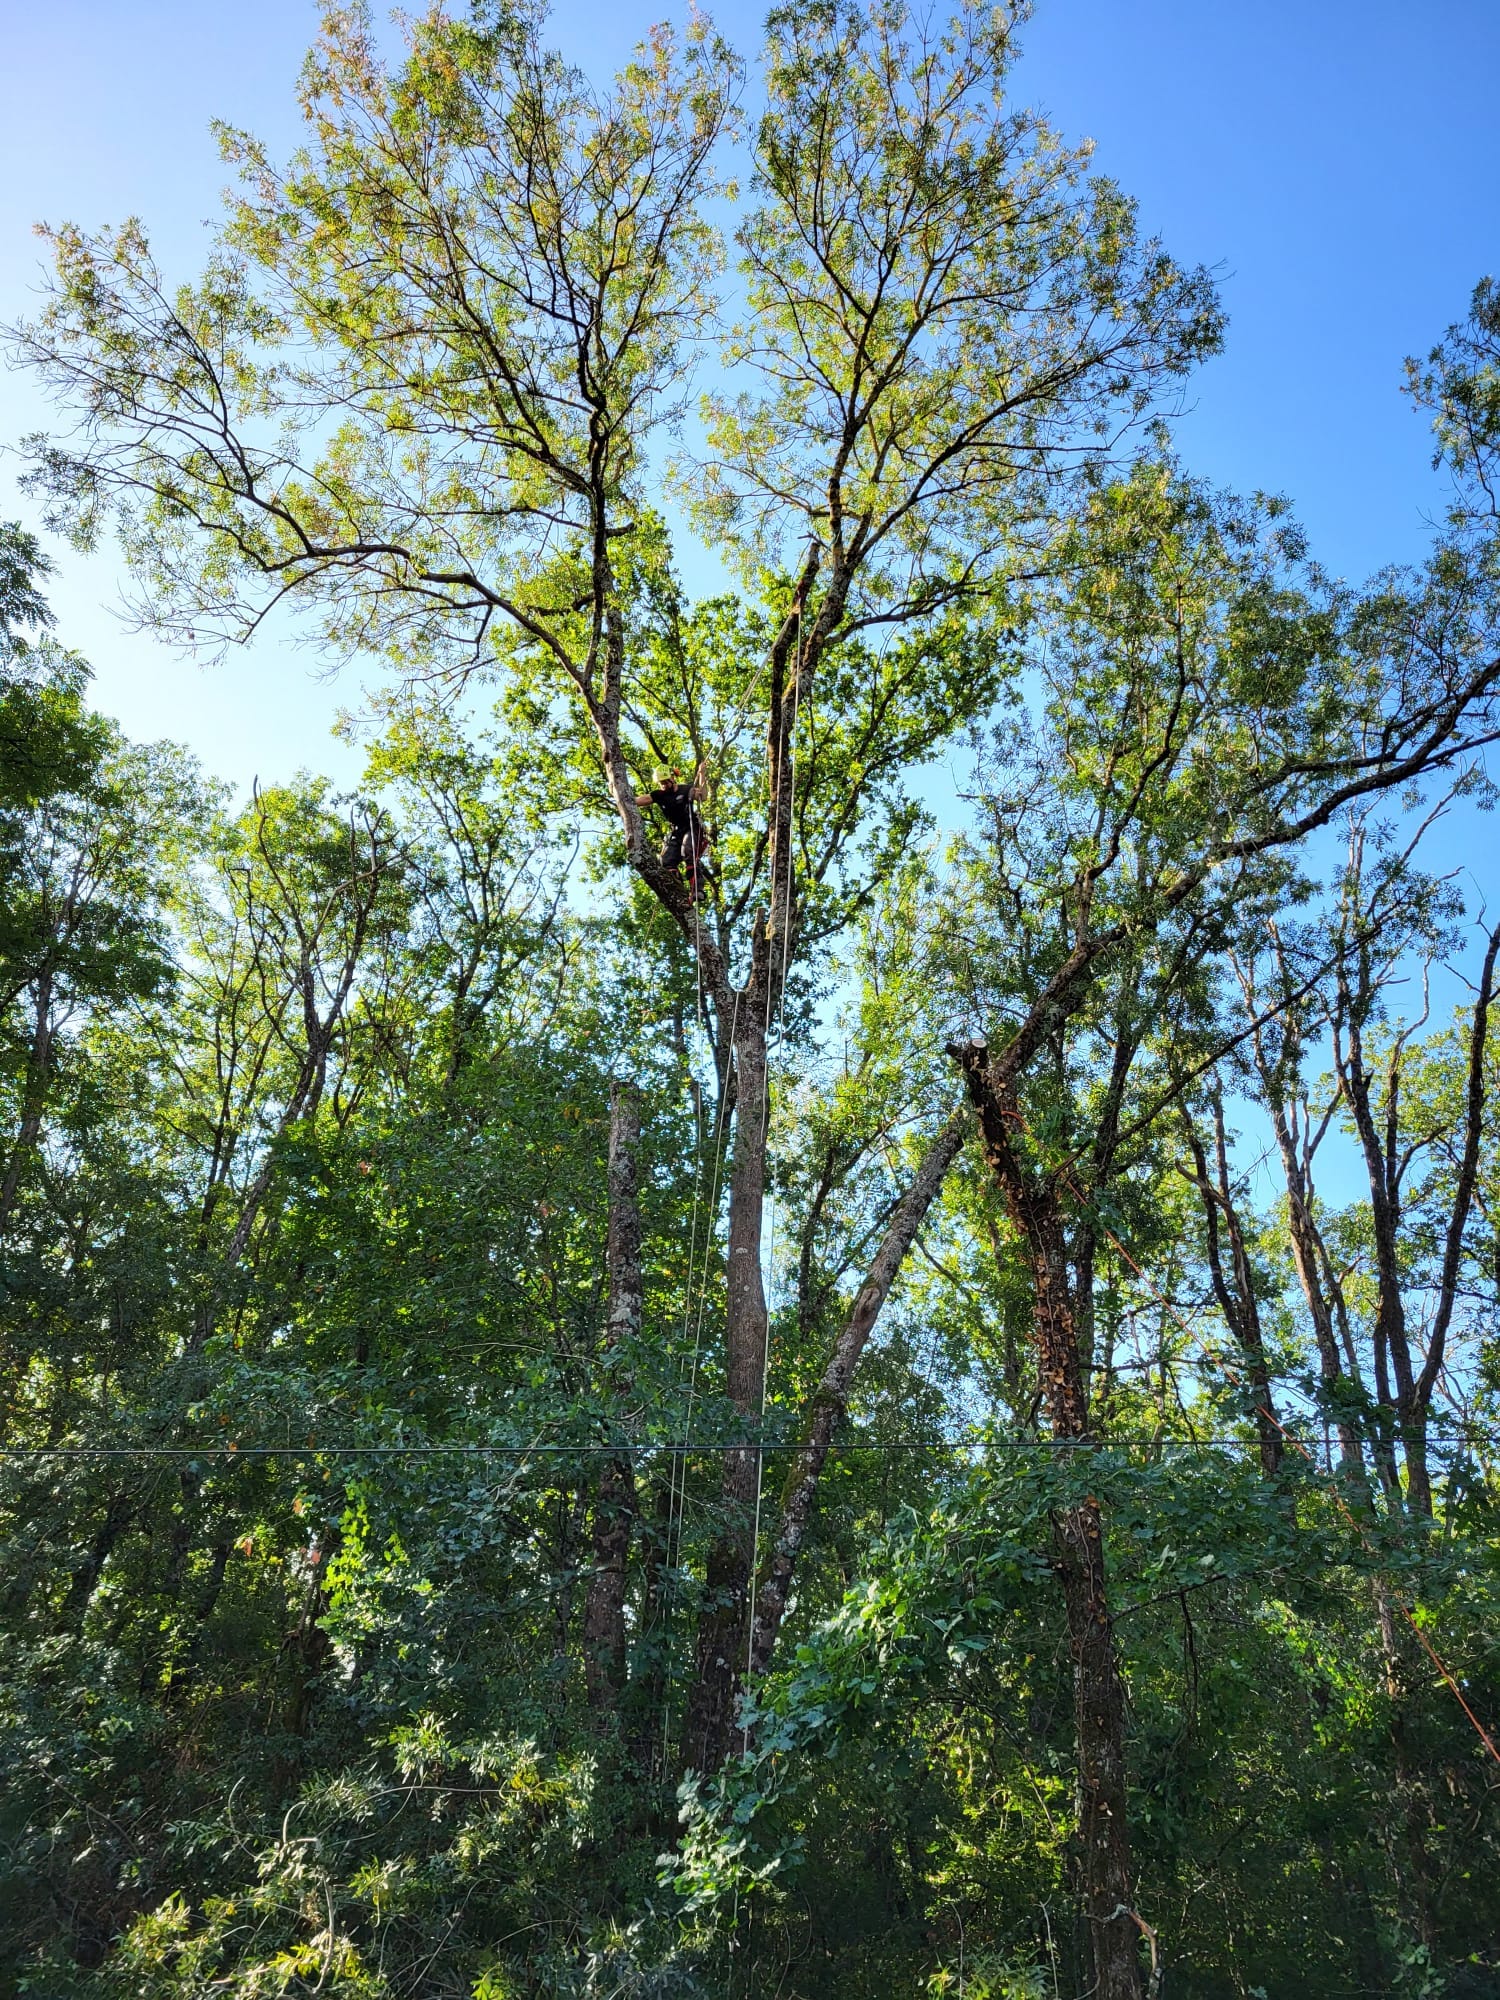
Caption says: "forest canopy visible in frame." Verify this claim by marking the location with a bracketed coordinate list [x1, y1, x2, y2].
[4, 3, 1500, 1996]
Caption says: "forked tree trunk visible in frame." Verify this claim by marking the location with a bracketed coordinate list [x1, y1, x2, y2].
[1183, 1101, 1284, 1478]
[583, 1080, 643, 1714]
[678, 572, 828, 1772]
[1338, 1014, 1433, 1517]
[1335, 916, 1500, 1520]
[950, 1039, 1145, 2000]
[61, 1486, 134, 1621]
[1261, 1091, 1374, 1498]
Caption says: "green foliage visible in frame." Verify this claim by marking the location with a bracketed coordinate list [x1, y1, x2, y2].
[5, 7, 1500, 1997]
[4, 498, 1500, 2000]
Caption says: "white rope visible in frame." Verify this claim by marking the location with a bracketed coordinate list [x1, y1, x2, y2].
[661, 574, 812, 1772]
[741, 601, 803, 1747]
[709, 655, 772, 771]
[678, 985, 741, 1496]
[671, 907, 710, 1392]
[659, 977, 741, 1772]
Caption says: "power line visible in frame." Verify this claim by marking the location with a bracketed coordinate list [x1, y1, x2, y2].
[0, 1435, 1393, 1461]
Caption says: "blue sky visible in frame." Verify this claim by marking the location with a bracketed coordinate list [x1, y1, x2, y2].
[2, 0, 1496, 796]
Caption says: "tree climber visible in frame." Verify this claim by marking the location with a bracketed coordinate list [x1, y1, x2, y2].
[637, 761, 714, 900]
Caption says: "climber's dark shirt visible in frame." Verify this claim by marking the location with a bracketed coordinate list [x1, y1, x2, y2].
[650, 782, 696, 833]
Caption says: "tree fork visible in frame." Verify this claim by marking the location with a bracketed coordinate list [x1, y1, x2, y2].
[679, 570, 841, 1769]
[1181, 1101, 1285, 1479]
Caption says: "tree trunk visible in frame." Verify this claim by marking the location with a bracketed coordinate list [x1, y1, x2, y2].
[1261, 1090, 1373, 1498]
[1337, 998, 1430, 1514]
[583, 1079, 643, 1714]
[683, 1012, 770, 1771]
[1183, 1102, 1284, 1478]
[750, 1105, 969, 1674]
[950, 1039, 1145, 2000]
[61, 1486, 133, 1622]
[610, 564, 817, 1778]
[722, 1014, 771, 1417]
[1056, 1494, 1143, 2000]
[627, 1480, 674, 1784]
[1408, 918, 1500, 1515]
[584, 1457, 635, 1713]
[0, 966, 55, 1238]
[677, 566, 825, 1770]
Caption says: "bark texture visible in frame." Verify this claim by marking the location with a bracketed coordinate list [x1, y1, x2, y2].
[1337, 991, 1431, 1514]
[949, 1037, 1145, 2000]
[1183, 1096, 1284, 1477]
[682, 1018, 771, 1771]
[583, 1079, 643, 1713]
[1334, 915, 1500, 1517]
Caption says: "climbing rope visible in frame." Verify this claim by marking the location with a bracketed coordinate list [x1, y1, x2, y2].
[661, 559, 815, 1769]
[657, 974, 743, 1775]
[743, 601, 804, 1746]
[657, 586, 809, 1770]
[699, 551, 815, 781]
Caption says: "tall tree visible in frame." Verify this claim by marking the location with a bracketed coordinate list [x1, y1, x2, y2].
[935, 461, 1500, 1997]
[12, 0, 1221, 1769]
